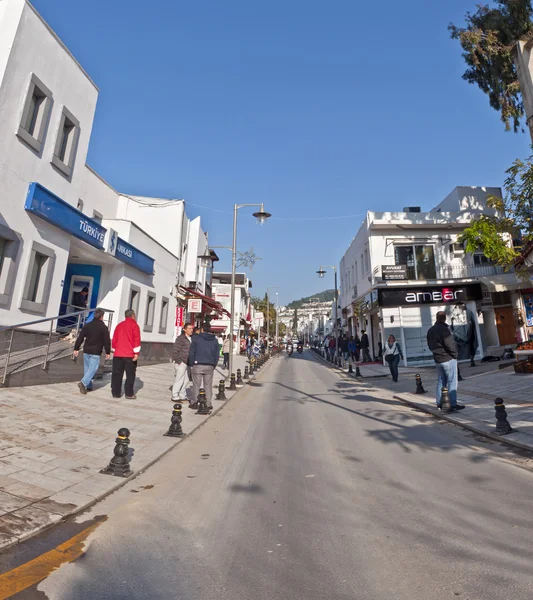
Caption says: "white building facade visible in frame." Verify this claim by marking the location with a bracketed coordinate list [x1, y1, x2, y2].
[339, 187, 528, 366]
[0, 0, 213, 359]
[211, 273, 252, 351]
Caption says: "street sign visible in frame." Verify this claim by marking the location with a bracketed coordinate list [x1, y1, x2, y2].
[382, 265, 408, 280]
[188, 299, 202, 313]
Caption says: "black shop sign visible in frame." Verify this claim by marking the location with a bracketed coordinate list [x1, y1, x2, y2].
[382, 265, 407, 280]
[378, 284, 482, 307]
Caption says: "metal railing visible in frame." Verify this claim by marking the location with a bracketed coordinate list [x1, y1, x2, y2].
[377, 263, 511, 284]
[0, 306, 113, 385]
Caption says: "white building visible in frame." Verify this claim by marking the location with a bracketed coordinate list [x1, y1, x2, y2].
[339, 187, 528, 366]
[0, 0, 216, 360]
[211, 272, 252, 350]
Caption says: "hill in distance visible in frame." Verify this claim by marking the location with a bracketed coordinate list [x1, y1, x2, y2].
[286, 289, 335, 310]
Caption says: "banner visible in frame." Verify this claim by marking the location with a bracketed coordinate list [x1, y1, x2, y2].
[188, 299, 202, 313]
[175, 307, 184, 327]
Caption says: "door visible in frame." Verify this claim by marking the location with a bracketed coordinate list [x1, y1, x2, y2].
[495, 307, 516, 346]
[59, 264, 102, 330]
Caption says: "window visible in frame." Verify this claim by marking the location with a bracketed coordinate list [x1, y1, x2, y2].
[20, 242, 55, 314]
[0, 226, 21, 308]
[360, 253, 364, 274]
[0, 239, 6, 279]
[128, 285, 140, 315]
[354, 261, 358, 282]
[364, 249, 369, 274]
[144, 292, 156, 332]
[473, 253, 491, 266]
[77, 199, 84, 212]
[159, 297, 169, 334]
[51, 106, 80, 178]
[92, 211, 103, 224]
[394, 245, 436, 280]
[17, 73, 53, 154]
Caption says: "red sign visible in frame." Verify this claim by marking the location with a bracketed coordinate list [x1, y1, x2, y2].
[175, 307, 184, 327]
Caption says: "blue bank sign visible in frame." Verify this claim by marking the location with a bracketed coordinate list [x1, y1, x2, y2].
[115, 237, 154, 274]
[25, 183, 106, 249]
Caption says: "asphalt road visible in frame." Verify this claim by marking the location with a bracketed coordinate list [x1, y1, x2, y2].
[8, 350, 533, 599]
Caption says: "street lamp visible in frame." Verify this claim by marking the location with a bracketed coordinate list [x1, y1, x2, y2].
[266, 286, 279, 341]
[316, 265, 338, 358]
[228, 204, 272, 376]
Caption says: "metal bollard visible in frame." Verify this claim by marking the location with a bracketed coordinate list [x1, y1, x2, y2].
[415, 373, 426, 394]
[470, 357, 476, 367]
[216, 379, 226, 400]
[229, 373, 237, 390]
[196, 389, 211, 415]
[494, 397, 514, 435]
[355, 364, 362, 378]
[101, 427, 132, 477]
[244, 366, 249, 379]
[440, 386, 452, 413]
[164, 403, 184, 438]
[458, 366, 464, 381]
[236, 369, 243, 387]
[348, 362, 353, 374]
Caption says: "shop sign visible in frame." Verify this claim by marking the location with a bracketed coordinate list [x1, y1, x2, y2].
[25, 182, 106, 249]
[378, 284, 482, 307]
[188, 299, 202, 313]
[481, 289, 493, 309]
[523, 293, 533, 327]
[114, 237, 154, 274]
[175, 307, 184, 327]
[382, 265, 407, 280]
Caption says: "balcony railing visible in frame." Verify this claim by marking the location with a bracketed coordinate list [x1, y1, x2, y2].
[378, 263, 512, 284]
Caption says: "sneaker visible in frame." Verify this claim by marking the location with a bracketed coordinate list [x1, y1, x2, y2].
[453, 404, 466, 410]
[189, 403, 198, 410]
[125, 395, 137, 400]
[78, 382, 87, 395]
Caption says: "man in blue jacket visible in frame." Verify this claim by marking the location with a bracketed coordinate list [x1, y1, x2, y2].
[188, 322, 220, 411]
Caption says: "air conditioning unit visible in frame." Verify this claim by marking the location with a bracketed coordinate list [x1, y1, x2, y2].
[450, 242, 464, 255]
[187, 281, 198, 289]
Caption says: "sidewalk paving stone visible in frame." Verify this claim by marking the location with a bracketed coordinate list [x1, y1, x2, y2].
[0, 353, 264, 550]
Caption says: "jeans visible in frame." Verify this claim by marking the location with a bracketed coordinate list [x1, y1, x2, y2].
[223, 353, 229, 369]
[172, 362, 189, 401]
[111, 357, 137, 397]
[191, 364, 215, 408]
[81, 353, 101, 390]
[362, 348, 372, 362]
[436, 359, 458, 407]
[387, 354, 400, 382]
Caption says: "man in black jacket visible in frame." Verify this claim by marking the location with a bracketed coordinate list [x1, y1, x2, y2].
[360, 331, 371, 362]
[427, 311, 464, 412]
[74, 308, 111, 394]
[171, 323, 193, 402]
[189, 322, 220, 411]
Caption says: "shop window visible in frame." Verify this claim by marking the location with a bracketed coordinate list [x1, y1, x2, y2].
[0, 226, 21, 309]
[51, 106, 80, 179]
[144, 292, 156, 332]
[394, 245, 436, 280]
[159, 297, 169, 334]
[16, 73, 53, 154]
[128, 285, 140, 316]
[20, 242, 55, 314]
[473, 253, 491, 265]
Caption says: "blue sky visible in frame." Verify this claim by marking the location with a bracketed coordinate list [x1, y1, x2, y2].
[33, 0, 532, 305]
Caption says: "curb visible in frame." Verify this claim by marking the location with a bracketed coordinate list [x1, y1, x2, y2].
[393, 393, 533, 454]
[0, 356, 276, 552]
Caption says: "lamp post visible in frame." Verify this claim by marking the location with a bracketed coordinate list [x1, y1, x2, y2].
[317, 266, 338, 359]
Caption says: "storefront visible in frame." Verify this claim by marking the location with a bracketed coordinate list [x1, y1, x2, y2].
[378, 284, 484, 366]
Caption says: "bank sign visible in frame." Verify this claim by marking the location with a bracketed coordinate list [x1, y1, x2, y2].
[25, 183, 106, 249]
[114, 237, 154, 274]
[378, 284, 482, 307]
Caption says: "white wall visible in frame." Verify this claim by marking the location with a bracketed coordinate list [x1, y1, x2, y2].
[432, 186, 501, 214]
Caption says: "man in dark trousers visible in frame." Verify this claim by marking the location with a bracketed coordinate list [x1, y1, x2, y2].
[188, 322, 220, 411]
[360, 330, 371, 362]
[171, 323, 193, 402]
[427, 311, 465, 412]
[111, 309, 141, 399]
[74, 308, 110, 394]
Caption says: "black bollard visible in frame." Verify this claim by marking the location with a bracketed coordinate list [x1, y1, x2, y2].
[458, 366, 464, 381]
[244, 366, 249, 380]
[164, 403, 184, 438]
[101, 427, 132, 477]
[440, 386, 452, 413]
[229, 373, 237, 390]
[348, 362, 353, 374]
[236, 369, 243, 386]
[415, 373, 426, 394]
[355, 364, 362, 378]
[216, 379, 226, 400]
[470, 357, 476, 367]
[196, 389, 211, 415]
[494, 397, 514, 435]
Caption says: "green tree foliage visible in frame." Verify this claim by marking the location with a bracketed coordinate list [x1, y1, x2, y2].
[460, 153, 533, 265]
[250, 294, 278, 331]
[449, 0, 533, 132]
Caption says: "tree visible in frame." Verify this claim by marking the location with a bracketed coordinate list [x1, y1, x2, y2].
[250, 294, 278, 334]
[449, 0, 533, 132]
[460, 152, 533, 266]
[292, 308, 299, 334]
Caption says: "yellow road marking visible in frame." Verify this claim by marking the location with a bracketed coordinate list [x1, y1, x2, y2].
[0, 518, 106, 599]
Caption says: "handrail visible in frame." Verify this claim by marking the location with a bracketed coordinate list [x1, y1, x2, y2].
[0, 307, 114, 334]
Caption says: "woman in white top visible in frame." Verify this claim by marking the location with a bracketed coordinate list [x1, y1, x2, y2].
[383, 334, 403, 382]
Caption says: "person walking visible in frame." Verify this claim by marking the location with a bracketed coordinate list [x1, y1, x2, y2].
[171, 323, 193, 402]
[340, 334, 350, 361]
[348, 336, 357, 362]
[73, 308, 110, 394]
[383, 334, 403, 383]
[222, 334, 230, 369]
[189, 322, 220, 411]
[328, 336, 336, 360]
[354, 333, 361, 361]
[360, 330, 371, 362]
[111, 309, 141, 399]
[427, 311, 465, 412]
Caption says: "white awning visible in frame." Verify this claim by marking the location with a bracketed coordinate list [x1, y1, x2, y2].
[478, 274, 528, 292]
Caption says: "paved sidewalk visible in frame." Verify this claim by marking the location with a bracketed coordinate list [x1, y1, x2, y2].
[0, 354, 258, 550]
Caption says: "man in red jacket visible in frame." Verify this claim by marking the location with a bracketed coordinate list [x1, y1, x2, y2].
[111, 309, 141, 399]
